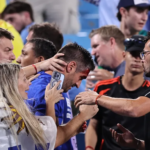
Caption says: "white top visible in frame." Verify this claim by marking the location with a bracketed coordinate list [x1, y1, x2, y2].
[0, 102, 57, 150]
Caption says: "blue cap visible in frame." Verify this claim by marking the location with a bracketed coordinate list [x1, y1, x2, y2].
[118, 0, 150, 10]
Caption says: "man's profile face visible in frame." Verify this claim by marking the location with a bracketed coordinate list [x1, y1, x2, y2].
[4, 13, 26, 32]
[0, 37, 15, 63]
[62, 67, 89, 92]
[142, 40, 150, 77]
[124, 7, 148, 32]
[125, 51, 144, 75]
[17, 42, 39, 67]
[91, 34, 113, 67]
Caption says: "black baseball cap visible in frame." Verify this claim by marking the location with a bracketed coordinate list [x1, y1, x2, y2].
[118, 0, 150, 10]
[124, 35, 146, 52]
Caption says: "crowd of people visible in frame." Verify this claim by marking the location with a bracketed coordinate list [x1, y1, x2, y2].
[1, 0, 150, 150]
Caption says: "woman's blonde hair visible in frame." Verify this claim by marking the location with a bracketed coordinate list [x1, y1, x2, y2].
[0, 63, 46, 149]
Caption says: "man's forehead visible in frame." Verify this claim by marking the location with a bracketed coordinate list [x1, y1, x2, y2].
[23, 42, 33, 50]
[81, 69, 90, 76]
[0, 37, 13, 48]
[91, 34, 101, 42]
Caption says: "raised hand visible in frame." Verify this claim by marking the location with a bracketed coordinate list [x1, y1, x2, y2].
[110, 124, 137, 149]
[40, 53, 67, 73]
[45, 81, 64, 104]
[74, 91, 98, 107]
[86, 67, 113, 89]
[87, 67, 113, 80]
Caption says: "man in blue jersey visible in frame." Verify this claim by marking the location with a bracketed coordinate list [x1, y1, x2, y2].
[17, 38, 77, 150]
[17, 38, 95, 150]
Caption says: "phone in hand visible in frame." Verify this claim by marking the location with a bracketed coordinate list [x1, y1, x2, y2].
[50, 71, 64, 90]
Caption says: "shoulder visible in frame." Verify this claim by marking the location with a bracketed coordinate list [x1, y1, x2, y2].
[94, 76, 121, 92]
[143, 80, 150, 88]
[144, 91, 150, 98]
[30, 73, 51, 88]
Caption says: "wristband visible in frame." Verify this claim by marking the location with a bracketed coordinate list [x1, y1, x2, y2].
[85, 146, 94, 150]
[95, 94, 102, 105]
[32, 64, 37, 74]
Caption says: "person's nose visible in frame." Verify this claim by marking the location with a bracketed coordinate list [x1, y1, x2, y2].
[10, 52, 16, 61]
[142, 11, 148, 22]
[75, 80, 82, 88]
[16, 55, 21, 64]
[91, 48, 96, 56]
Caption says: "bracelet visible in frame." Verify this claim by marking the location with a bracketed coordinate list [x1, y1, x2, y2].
[95, 94, 102, 105]
[32, 64, 37, 74]
[85, 146, 94, 150]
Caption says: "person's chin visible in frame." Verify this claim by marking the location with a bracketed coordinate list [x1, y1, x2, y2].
[64, 87, 72, 93]
[136, 26, 143, 32]
[63, 89, 68, 93]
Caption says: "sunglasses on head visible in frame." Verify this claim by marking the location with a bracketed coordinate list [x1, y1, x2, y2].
[124, 38, 145, 50]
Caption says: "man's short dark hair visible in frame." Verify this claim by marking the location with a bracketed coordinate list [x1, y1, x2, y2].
[0, 28, 14, 40]
[58, 43, 95, 72]
[1, 1, 34, 21]
[29, 23, 63, 51]
[27, 38, 57, 60]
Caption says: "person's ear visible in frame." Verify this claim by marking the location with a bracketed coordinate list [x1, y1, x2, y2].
[22, 11, 30, 19]
[120, 7, 128, 19]
[66, 61, 77, 73]
[37, 56, 45, 62]
[109, 37, 116, 48]
[122, 51, 126, 58]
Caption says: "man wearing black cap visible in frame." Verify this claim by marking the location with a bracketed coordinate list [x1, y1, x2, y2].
[85, 35, 150, 150]
[117, 0, 150, 38]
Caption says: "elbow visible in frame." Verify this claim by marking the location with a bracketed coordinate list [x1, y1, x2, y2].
[125, 106, 141, 118]
[122, 97, 148, 117]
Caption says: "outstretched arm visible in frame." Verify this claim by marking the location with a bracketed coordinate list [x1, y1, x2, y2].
[75, 91, 150, 117]
[55, 105, 99, 148]
[22, 53, 67, 78]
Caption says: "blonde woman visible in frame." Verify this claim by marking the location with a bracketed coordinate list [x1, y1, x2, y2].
[0, 63, 63, 150]
[0, 63, 99, 150]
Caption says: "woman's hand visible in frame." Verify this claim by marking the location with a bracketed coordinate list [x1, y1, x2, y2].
[45, 81, 64, 105]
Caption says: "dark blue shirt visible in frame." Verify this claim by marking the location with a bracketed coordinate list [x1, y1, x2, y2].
[21, 22, 34, 44]
[26, 71, 77, 150]
[114, 61, 125, 77]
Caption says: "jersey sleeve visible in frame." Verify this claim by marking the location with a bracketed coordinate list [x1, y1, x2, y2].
[36, 116, 57, 150]
[26, 84, 61, 117]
